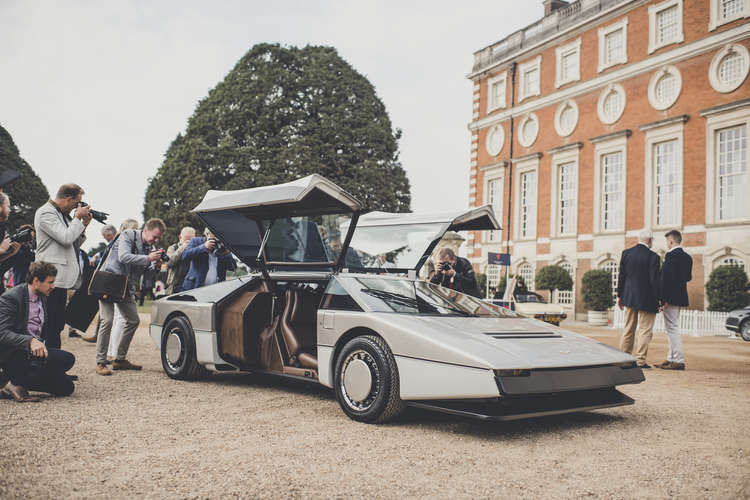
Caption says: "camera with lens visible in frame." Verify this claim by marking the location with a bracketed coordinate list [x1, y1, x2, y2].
[159, 251, 170, 263]
[76, 201, 109, 224]
[209, 237, 227, 253]
[439, 261, 452, 272]
[10, 228, 33, 244]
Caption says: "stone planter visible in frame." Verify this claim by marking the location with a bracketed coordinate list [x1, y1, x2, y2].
[587, 310, 608, 326]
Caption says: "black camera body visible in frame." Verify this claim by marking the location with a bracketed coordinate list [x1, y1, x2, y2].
[439, 261, 452, 272]
[209, 238, 227, 253]
[77, 201, 109, 224]
[159, 251, 170, 263]
[10, 228, 33, 244]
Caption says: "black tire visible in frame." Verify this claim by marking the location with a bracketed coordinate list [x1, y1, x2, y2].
[334, 335, 404, 423]
[741, 320, 750, 342]
[160, 315, 208, 380]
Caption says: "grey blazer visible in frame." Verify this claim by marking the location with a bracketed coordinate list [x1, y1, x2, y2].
[34, 201, 86, 289]
[100, 229, 150, 297]
[0, 284, 46, 367]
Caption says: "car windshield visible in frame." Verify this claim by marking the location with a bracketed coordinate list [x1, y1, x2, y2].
[343, 222, 447, 270]
[354, 277, 516, 317]
[263, 214, 352, 264]
[516, 293, 545, 303]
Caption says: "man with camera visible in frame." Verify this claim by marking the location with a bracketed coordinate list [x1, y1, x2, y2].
[0, 262, 76, 402]
[165, 226, 196, 294]
[94, 218, 166, 375]
[34, 184, 93, 349]
[180, 228, 236, 292]
[430, 248, 481, 298]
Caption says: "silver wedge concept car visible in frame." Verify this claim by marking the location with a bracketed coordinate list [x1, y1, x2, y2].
[149, 175, 644, 423]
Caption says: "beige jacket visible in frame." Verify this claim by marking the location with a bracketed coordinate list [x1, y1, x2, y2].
[34, 201, 86, 289]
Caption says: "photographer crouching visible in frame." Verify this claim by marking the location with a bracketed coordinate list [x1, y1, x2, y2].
[94, 218, 166, 376]
[180, 228, 235, 292]
[430, 248, 481, 298]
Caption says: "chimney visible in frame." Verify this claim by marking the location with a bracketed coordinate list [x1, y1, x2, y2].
[543, 0, 569, 16]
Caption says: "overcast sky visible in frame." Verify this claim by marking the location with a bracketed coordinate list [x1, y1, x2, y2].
[0, 0, 541, 250]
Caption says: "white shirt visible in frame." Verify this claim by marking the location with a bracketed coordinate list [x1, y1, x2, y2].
[204, 252, 219, 286]
[667, 245, 682, 253]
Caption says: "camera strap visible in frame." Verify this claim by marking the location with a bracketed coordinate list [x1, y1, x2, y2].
[48, 200, 71, 227]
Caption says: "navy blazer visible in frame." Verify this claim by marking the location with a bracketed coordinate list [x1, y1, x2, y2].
[659, 247, 692, 307]
[0, 284, 46, 366]
[181, 237, 236, 291]
[617, 244, 661, 313]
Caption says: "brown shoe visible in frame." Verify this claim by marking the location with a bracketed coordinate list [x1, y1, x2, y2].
[112, 359, 142, 371]
[660, 361, 685, 370]
[2, 382, 41, 402]
[81, 334, 97, 343]
[96, 364, 112, 376]
[654, 360, 671, 369]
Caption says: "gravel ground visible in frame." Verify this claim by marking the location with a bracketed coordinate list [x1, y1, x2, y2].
[1, 316, 749, 499]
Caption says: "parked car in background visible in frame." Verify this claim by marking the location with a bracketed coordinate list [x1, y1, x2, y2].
[725, 305, 750, 341]
[512, 292, 567, 326]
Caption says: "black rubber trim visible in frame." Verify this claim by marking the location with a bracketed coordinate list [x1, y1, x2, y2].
[496, 365, 645, 395]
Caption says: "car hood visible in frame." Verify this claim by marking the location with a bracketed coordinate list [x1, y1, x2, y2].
[376, 314, 633, 370]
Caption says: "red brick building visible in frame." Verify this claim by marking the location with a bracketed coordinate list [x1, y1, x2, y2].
[467, 0, 750, 318]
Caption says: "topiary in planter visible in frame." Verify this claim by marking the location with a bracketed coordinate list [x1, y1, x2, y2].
[535, 265, 573, 294]
[581, 269, 614, 311]
[706, 265, 750, 312]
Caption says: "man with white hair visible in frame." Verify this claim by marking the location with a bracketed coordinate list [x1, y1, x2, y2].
[165, 226, 196, 294]
[616, 229, 661, 368]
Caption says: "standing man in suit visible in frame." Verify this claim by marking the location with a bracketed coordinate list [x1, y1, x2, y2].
[656, 230, 692, 370]
[34, 184, 92, 349]
[617, 229, 661, 368]
[0, 262, 76, 402]
[180, 228, 235, 292]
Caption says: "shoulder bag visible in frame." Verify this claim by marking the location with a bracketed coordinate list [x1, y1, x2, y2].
[88, 233, 134, 303]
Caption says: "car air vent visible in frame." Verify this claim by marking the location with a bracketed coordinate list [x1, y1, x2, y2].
[484, 331, 561, 339]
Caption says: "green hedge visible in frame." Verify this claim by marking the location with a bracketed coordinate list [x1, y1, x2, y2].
[706, 265, 750, 312]
[581, 269, 614, 311]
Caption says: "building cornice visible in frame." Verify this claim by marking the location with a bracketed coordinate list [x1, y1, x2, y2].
[589, 129, 632, 144]
[638, 114, 690, 131]
[699, 97, 750, 118]
[547, 141, 584, 154]
[468, 22, 750, 132]
[510, 152, 543, 164]
[480, 161, 508, 171]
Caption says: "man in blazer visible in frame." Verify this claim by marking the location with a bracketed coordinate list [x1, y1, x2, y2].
[34, 183, 92, 348]
[656, 230, 692, 370]
[94, 219, 166, 375]
[0, 261, 76, 402]
[180, 229, 236, 292]
[617, 229, 661, 368]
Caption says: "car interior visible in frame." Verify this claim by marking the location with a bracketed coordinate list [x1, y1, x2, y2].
[215, 278, 329, 379]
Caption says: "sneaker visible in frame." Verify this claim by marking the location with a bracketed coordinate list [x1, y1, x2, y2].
[660, 362, 685, 370]
[112, 359, 142, 371]
[654, 360, 671, 369]
[96, 364, 112, 376]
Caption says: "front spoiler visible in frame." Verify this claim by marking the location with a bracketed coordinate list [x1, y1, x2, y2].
[407, 388, 634, 421]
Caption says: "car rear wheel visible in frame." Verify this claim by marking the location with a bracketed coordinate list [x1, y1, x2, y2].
[741, 320, 750, 342]
[161, 315, 208, 380]
[334, 335, 404, 423]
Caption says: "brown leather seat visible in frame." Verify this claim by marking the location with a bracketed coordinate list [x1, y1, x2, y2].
[279, 288, 318, 369]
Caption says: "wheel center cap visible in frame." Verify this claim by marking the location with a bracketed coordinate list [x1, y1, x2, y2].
[343, 358, 373, 402]
[166, 332, 183, 366]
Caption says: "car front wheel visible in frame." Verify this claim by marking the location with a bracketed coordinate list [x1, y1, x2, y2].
[161, 315, 208, 380]
[334, 335, 404, 423]
[741, 320, 750, 342]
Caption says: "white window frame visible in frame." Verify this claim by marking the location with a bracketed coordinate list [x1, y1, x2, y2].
[644, 121, 685, 230]
[516, 260, 535, 292]
[704, 104, 750, 225]
[518, 112, 540, 148]
[554, 99, 579, 137]
[593, 134, 628, 234]
[709, 0, 750, 31]
[599, 259, 620, 301]
[486, 71, 507, 113]
[708, 43, 750, 94]
[597, 17, 628, 73]
[550, 148, 579, 238]
[485, 123, 505, 156]
[483, 169, 505, 242]
[648, 0, 684, 54]
[647, 65, 683, 110]
[555, 38, 581, 88]
[552, 258, 575, 307]
[513, 158, 539, 241]
[518, 55, 542, 102]
[597, 83, 627, 125]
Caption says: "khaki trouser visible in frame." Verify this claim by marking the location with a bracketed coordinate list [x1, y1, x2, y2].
[95, 299, 140, 365]
[663, 304, 684, 364]
[620, 307, 656, 365]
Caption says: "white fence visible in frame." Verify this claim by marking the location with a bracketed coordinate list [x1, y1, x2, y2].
[612, 308, 732, 337]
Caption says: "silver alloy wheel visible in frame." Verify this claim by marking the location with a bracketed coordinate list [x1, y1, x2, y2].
[742, 321, 750, 341]
[340, 349, 380, 411]
[165, 329, 184, 370]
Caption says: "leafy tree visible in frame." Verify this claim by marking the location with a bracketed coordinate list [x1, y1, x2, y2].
[0, 123, 50, 233]
[87, 241, 107, 258]
[535, 265, 573, 294]
[581, 269, 614, 311]
[475, 272, 487, 298]
[496, 273, 528, 298]
[706, 265, 750, 312]
[144, 43, 411, 244]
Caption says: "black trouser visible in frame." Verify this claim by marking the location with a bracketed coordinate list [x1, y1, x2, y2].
[46, 287, 68, 349]
[138, 287, 155, 306]
[3, 348, 75, 396]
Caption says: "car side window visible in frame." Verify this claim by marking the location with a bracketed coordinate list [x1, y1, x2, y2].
[321, 279, 363, 312]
